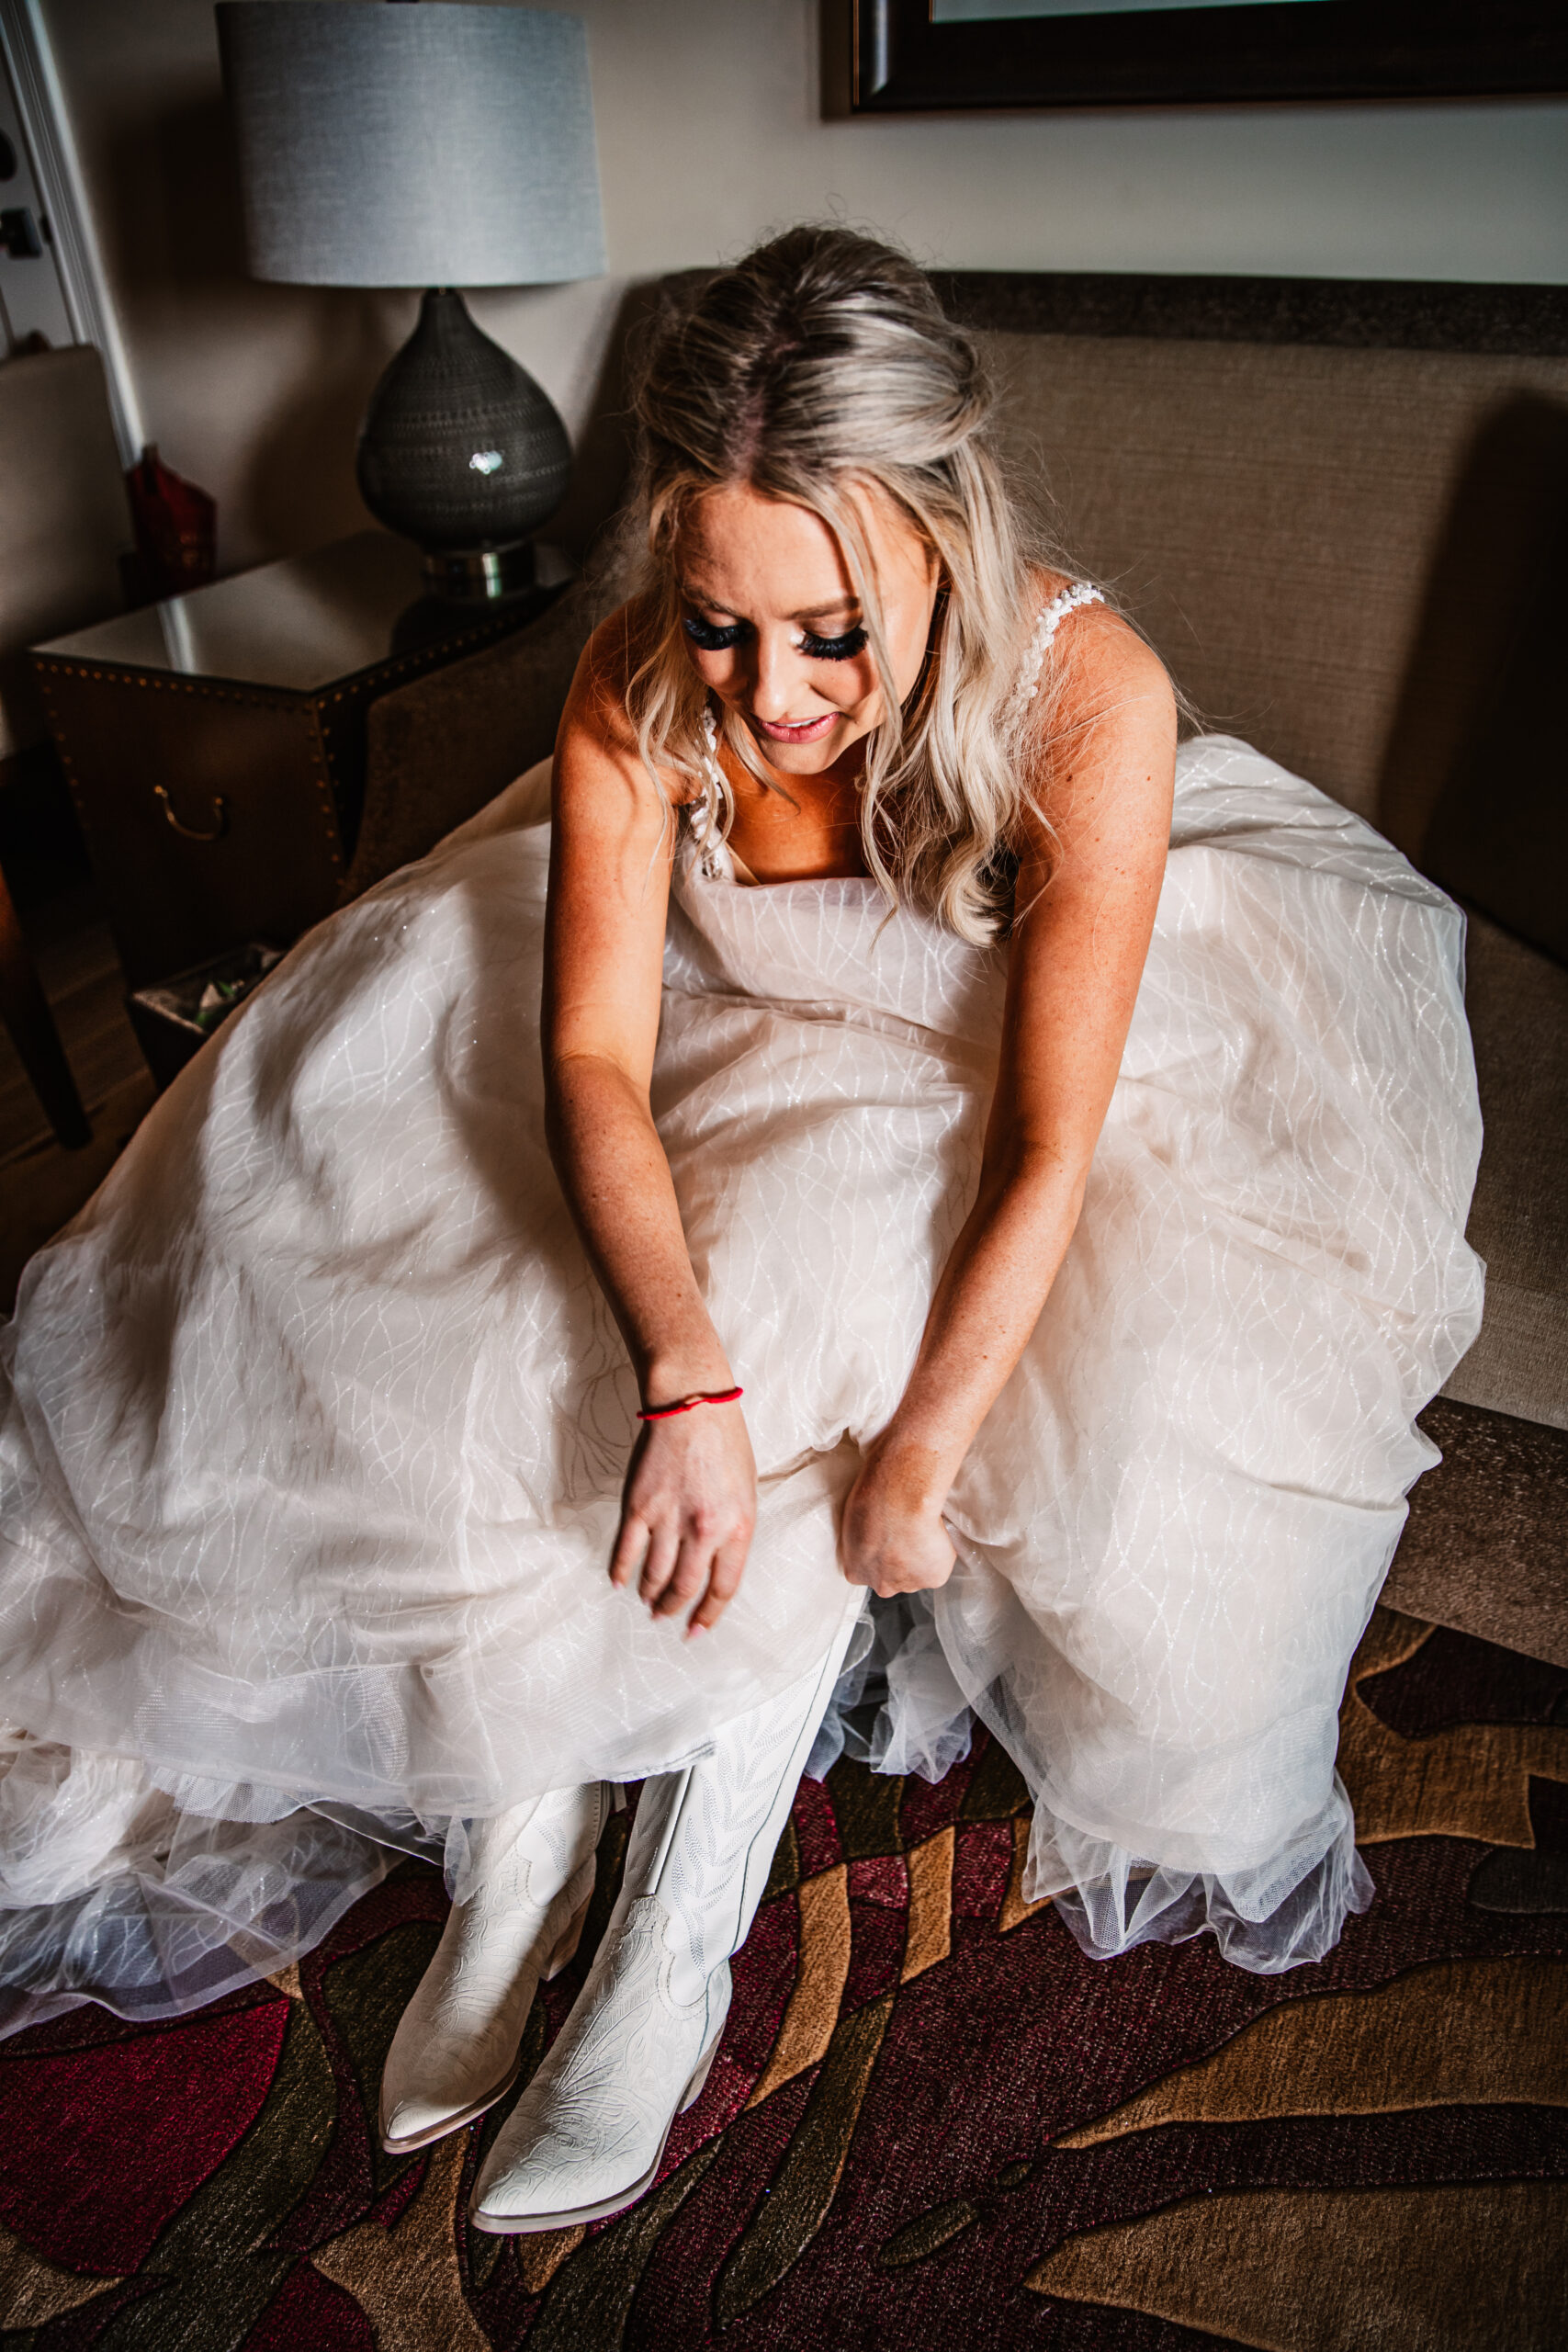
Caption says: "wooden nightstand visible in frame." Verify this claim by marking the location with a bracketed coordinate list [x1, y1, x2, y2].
[30, 530, 569, 989]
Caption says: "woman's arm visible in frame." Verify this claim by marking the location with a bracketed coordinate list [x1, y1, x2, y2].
[545, 616, 756, 1634]
[841, 604, 1177, 1595]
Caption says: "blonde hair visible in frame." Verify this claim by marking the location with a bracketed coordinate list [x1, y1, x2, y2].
[622, 226, 1066, 944]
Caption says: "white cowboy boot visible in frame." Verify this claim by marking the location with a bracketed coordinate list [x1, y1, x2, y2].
[468, 1603, 863, 2234]
[378, 1781, 611, 2154]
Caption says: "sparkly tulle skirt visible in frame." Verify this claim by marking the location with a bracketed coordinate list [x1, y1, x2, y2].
[0, 738, 1483, 2033]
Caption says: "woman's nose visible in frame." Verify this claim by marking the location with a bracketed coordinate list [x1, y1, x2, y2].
[747, 630, 812, 721]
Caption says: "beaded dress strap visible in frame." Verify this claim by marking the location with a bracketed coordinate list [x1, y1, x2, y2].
[1012, 580, 1103, 714]
[691, 705, 732, 879]
[699, 704, 726, 800]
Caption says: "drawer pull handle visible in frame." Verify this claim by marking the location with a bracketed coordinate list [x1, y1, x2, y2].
[154, 786, 228, 842]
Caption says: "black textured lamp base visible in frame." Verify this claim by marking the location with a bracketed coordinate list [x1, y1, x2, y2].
[356, 288, 572, 571]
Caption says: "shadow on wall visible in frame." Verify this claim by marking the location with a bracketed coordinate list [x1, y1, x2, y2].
[513, 273, 695, 576]
[141, 89, 247, 289]
[239, 285, 410, 559]
[547, 269, 736, 576]
[1376, 392, 1568, 872]
[101, 89, 400, 562]
[536, 274, 692, 576]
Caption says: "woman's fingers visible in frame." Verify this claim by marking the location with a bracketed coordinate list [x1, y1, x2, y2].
[637, 1521, 681, 1608]
[611, 1512, 650, 1590]
[622, 1503, 750, 1623]
[623, 1430, 951, 1623]
[652, 1532, 711, 1618]
[612, 1412, 757, 1624]
[873, 1528, 956, 1597]
[685, 1532, 749, 1638]
[839, 1474, 956, 1598]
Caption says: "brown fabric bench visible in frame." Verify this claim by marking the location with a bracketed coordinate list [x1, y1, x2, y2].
[344, 270, 1568, 1668]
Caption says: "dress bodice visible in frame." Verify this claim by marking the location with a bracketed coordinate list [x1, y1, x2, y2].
[664, 857, 1009, 1052]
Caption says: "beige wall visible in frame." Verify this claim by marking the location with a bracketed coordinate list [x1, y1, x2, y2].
[40, 0, 1568, 572]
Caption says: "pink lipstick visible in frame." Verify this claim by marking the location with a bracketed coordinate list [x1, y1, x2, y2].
[751, 711, 839, 745]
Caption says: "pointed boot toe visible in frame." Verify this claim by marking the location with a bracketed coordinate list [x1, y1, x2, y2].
[380, 2055, 524, 2154]
[377, 1784, 608, 2154]
[468, 1913, 730, 2235]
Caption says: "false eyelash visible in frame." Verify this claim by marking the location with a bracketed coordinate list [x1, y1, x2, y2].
[681, 615, 869, 662]
[682, 615, 747, 652]
[798, 626, 868, 662]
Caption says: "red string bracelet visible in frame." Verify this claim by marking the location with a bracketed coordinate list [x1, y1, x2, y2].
[637, 1385, 744, 1422]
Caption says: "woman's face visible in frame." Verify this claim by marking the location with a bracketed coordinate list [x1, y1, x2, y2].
[673, 482, 939, 777]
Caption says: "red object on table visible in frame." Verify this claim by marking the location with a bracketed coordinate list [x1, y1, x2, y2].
[125, 445, 217, 599]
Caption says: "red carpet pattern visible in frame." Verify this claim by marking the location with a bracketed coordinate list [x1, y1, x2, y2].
[2, 1606, 1565, 2349]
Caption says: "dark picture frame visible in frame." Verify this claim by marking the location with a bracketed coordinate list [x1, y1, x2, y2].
[850, 0, 1568, 112]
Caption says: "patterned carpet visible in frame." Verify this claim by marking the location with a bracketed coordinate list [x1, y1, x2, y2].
[2, 1605, 1565, 2350]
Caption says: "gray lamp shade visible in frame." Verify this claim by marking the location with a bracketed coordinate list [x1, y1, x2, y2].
[216, 2, 606, 288]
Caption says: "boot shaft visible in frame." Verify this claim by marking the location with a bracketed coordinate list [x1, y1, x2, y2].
[616, 1602, 864, 2001]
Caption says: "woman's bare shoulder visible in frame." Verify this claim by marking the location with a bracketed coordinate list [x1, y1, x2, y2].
[1021, 566, 1168, 678]
[1010, 566, 1176, 872]
[1020, 566, 1175, 739]
[561, 597, 700, 808]
[567, 597, 656, 727]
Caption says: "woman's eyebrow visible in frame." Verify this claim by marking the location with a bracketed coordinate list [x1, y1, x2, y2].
[678, 582, 739, 614]
[677, 585, 860, 621]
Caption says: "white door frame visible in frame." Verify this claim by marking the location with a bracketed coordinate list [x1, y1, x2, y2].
[0, 0, 143, 462]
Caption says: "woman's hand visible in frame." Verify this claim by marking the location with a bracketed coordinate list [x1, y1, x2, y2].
[611, 1403, 757, 1637]
[840, 1443, 957, 1597]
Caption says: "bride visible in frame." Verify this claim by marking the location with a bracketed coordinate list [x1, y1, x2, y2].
[0, 228, 1482, 2233]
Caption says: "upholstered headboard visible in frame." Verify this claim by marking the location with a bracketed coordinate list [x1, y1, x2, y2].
[935, 274, 1568, 865]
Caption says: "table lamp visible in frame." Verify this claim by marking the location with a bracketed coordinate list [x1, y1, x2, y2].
[217, 1, 606, 600]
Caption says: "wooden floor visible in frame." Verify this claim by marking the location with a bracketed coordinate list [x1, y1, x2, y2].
[0, 886, 152, 1309]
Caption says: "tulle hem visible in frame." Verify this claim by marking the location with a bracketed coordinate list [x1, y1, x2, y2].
[0, 1807, 392, 2043]
[1031, 1781, 1374, 1973]
[812, 1595, 1373, 1976]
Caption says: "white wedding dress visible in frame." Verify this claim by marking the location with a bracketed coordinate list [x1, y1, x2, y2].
[0, 599, 1483, 2034]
